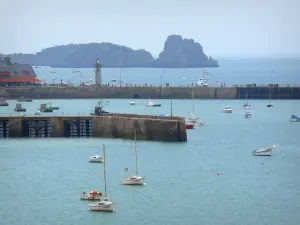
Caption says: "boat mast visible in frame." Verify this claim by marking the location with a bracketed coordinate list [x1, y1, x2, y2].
[269, 70, 273, 103]
[134, 130, 138, 176]
[192, 86, 195, 114]
[103, 144, 107, 197]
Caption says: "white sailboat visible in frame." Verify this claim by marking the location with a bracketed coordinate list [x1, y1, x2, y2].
[243, 93, 251, 109]
[120, 131, 145, 185]
[88, 144, 115, 212]
[188, 87, 199, 123]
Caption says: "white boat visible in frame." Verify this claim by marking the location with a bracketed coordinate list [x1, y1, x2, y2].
[221, 106, 233, 113]
[34, 110, 42, 115]
[88, 144, 115, 212]
[145, 99, 161, 107]
[80, 190, 102, 200]
[289, 114, 300, 122]
[243, 93, 251, 109]
[120, 131, 145, 185]
[187, 87, 200, 124]
[253, 145, 276, 156]
[129, 101, 136, 105]
[89, 155, 104, 163]
[244, 112, 252, 118]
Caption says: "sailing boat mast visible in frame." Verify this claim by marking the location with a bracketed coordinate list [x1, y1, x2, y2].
[134, 130, 138, 176]
[268, 70, 273, 102]
[192, 86, 195, 114]
[103, 144, 107, 197]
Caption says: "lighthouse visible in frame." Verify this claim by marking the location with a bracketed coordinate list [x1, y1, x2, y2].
[95, 59, 102, 85]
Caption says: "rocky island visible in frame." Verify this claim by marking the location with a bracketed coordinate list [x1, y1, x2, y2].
[9, 35, 218, 68]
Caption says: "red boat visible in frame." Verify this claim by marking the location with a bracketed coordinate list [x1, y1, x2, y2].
[185, 123, 194, 129]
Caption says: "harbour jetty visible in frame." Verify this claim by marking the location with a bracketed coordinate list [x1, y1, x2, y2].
[1, 86, 300, 99]
[0, 114, 187, 142]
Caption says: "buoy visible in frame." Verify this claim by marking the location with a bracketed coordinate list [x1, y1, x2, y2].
[272, 145, 276, 148]
[217, 172, 220, 176]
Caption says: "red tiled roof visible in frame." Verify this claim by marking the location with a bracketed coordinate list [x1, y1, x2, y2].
[0, 77, 41, 83]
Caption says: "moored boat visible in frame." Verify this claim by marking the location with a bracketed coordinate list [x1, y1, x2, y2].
[89, 155, 104, 163]
[0, 98, 9, 106]
[253, 145, 276, 156]
[145, 99, 161, 107]
[221, 106, 233, 113]
[185, 122, 194, 129]
[244, 112, 252, 118]
[80, 190, 102, 200]
[289, 114, 300, 122]
[14, 103, 26, 112]
[120, 131, 145, 185]
[40, 104, 53, 112]
[129, 101, 136, 105]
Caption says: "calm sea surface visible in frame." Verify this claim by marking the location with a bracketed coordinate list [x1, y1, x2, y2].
[34, 58, 300, 86]
[1, 98, 300, 225]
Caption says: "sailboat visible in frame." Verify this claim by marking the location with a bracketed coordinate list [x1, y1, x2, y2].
[120, 131, 145, 185]
[243, 93, 251, 109]
[267, 70, 274, 107]
[111, 68, 117, 82]
[186, 87, 204, 126]
[88, 144, 115, 212]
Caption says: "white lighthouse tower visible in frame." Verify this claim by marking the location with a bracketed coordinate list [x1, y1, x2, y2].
[95, 58, 102, 85]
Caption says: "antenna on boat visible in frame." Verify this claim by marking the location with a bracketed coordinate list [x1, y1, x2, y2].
[103, 144, 107, 198]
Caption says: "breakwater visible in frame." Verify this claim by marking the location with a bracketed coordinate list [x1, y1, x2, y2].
[0, 86, 299, 99]
[0, 113, 187, 142]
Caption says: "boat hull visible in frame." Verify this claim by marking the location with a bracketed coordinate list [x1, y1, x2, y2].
[253, 148, 272, 156]
[80, 194, 101, 200]
[120, 177, 145, 185]
[289, 118, 300, 122]
[89, 158, 104, 163]
[14, 109, 26, 112]
[0, 103, 9, 106]
[222, 110, 233, 113]
[88, 202, 114, 212]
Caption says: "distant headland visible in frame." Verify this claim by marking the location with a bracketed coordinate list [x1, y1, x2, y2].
[8, 35, 219, 68]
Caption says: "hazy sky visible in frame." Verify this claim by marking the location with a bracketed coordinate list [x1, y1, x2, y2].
[1, 0, 299, 57]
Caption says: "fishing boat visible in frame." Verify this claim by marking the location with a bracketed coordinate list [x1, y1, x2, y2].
[289, 114, 300, 122]
[267, 70, 274, 107]
[47, 102, 59, 110]
[88, 144, 115, 212]
[145, 99, 161, 107]
[221, 106, 233, 113]
[89, 155, 104, 163]
[121, 131, 145, 185]
[14, 103, 26, 112]
[129, 101, 136, 105]
[39, 104, 53, 112]
[0, 98, 9, 106]
[243, 93, 251, 109]
[90, 100, 109, 116]
[80, 190, 102, 200]
[185, 122, 194, 129]
[253, 145, 276, 156]
[244, 112, 252, 118]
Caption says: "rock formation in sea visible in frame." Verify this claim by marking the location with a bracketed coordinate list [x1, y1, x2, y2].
[8, 35, 218, 68]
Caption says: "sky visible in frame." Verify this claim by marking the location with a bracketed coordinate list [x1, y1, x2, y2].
[1, 0, 300, 58]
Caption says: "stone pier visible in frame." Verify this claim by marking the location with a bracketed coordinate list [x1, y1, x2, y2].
[0, 113, 187, 142]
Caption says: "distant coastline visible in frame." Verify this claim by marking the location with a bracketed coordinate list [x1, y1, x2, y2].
[7, 35, 219, 68]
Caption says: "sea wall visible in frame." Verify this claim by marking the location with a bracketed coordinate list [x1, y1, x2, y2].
[0, 86, 236, 99]
[0, 114, 187, 142]
[1, 86, 299, 99]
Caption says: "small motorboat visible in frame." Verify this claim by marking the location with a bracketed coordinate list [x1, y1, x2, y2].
[89, 155, 104, 163]
[244, 112, 252, 118]
[121, 176, 145, 185]
[47, 102, 59, 110]
[88, 199, 114, 212]
[221, 106, 233, 113]
[267, 103, 273, 107]
[14, 103, 26, 112]
[253, 145, 276, 156]
[185, 122, 194, 129]
[129, 101, 136, 105]
[0, 99, 9, 106]
[80, 190, 102, 200]
[40, 104, 53, 112]
[145, 99, 161, 107]
[35, 110, 42, 115]
[289, 114, 300, 122]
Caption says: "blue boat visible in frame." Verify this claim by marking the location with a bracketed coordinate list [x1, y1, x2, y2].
[289, 114, 300, 122]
